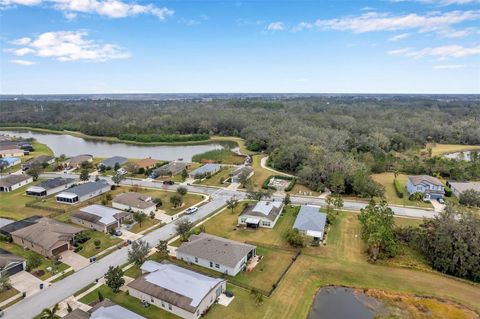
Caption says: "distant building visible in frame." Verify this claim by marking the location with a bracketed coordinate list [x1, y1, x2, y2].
[26, 177, 76, 197]
[0, 248, 25, 278]
[63, 300, 146, 319]
[63, 154, 93, 169]
[0, 157, 21, 168]
[447, 181, 480, 198]
[0, 174, 33, 192]
[11, 217, 82, 257]
[0, 216, 43, 237]
[128, 261, 226, 319]
[0, 148, 24, 158]
[189, 164, 221, 179]
[293, 206, 327, 241]
[71, 204, 130, 233]
[21, 155, 55, 171]
[238, 201, 283, 229]
[112, 192, 156, 215]
[98, 156, 128, 170]
[176, 233, 256, 276]
[135, 158, 159, 170]
[55, 180, 110, 204]
[151, 161, 189, 178]
[229, 166, 253, 184]
[407, 175, 445, 200]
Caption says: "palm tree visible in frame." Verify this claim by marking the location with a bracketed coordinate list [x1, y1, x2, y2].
[39, 303, 59, 319]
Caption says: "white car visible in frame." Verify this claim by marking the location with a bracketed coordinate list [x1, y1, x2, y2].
[185, 207, 198, 215]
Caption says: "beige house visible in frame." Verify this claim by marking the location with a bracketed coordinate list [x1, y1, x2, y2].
[11, 218, 82, 258]
[63, 154, 93, 169]
[112, 192, 156, 215]
[0, 148, 24, 158]
[71, 204, 131, 233]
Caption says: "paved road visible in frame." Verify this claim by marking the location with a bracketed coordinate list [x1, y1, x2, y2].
[7, 173, 436, 318]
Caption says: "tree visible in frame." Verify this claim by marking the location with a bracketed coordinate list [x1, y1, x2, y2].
[98, 290, 104, 301]
[94, 239, 101, 249]
[329, 171, 345, 194]
[114, 162, 121, 171]
[226, 197, 238, 213]
[459, 189, 480, 207]
[156, 240, 169, 260]
[128, 240, 150, 265]
[153, 197, 162, 207]
[39, 304, 59, 319]
[170, 194, 183, 208]
[105, 266, 125, 293]
[80, 169, 90, 181]
[358, 200, 397, 261]
[112, 173, 125, 185]
[175, 218, 193, 241]
[285, 228, 306, 248]
[177, 186, 188, 196]
[246, 187, 272, 201]
[352, 170, 385, 198]
[125, 162, 139, 174]
[26, 253, 42, 271]
[333, 194, 344, 213]
[0, 276, 11, 293]
[149, 211, 156, 219]
[27, 164, 42, 181]
[133, 212, 147, 228]
[283, 193, 291, 205]
[181, 168, 188, 180]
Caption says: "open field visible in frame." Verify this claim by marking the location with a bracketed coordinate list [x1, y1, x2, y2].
[195, 167, 234, 187]
[371, 172, 433, 208]
[192, 149, 245, 165]
[0, 182, 54, 220]
[76, 229, 122, 258]
[424, 143, 480, 157]
[250, 155, 289, 189]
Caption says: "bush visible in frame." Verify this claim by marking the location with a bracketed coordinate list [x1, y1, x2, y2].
[94, 239, 101, 248]
[74, 245, 83, 253]
[393, 179, 404, 198]
[285, 229, 306, 248]
[443, 184, 452, 197]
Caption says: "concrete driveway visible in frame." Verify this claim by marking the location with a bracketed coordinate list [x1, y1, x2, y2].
[9, 271, 45, 297]
[118, 229, 142, 241]
[430, 199, 445, 213]
[59, 251, 89, 271]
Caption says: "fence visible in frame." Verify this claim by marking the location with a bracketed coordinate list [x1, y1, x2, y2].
[25, 201, 66, 216]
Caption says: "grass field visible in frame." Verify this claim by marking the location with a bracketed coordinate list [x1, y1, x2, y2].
[77, 230, 122, 258]
[0, 287, 19, 303]
[196, 167, 234, 187]
[192, 149, 245, 165]
[0, 182, 53, 220]
[250, 155, 291, 189]
[129, 218, 161, 233]
[424, 143, 480, 156]
[371, 172, 433, 208]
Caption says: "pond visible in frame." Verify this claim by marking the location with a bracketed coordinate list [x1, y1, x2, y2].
[444, 150, 479, 162]
[308, 286, 383, 319]
[0, 130, 237, 162]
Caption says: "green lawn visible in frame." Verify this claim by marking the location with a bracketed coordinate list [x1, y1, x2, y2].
[146, 190, 204, 216]
[0, 287, 19, 303]
[129, 218, 161, 233]
[79, 285, 181, 319]
[0, 182, 53, 220]
[196, 167, 234, 187]
[123, 265, 142, 279]
[76, 230, 122, 258]
[192, 149, 245, 165]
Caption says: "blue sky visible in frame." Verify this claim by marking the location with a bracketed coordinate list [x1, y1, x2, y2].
[0, 0, 479, 94]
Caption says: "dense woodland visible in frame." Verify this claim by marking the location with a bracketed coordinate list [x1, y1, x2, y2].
[1, 96, 480, 195]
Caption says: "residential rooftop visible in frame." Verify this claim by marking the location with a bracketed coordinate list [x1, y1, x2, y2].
[293, 206, 327, 239]
[408, 175, 443, 186]
[0, 248, 24, 269]
[0, 174, 32, 187]
[448, 181, 480, 193]
[99, 156, 128, 168]
[190, 163, 221, 176]
[240, 200, 283, 222]
[57, 180, 110, 198]
[29, 177, 75, 191]
[71, 204, 127, 226]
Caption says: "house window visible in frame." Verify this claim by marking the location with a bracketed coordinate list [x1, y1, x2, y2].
[210, 262, 213, 267]
[151, 297, 154, 303]
[195, 257, 198, 263]
[215, 263, 220, 268]
[168, 304, 172, 310]
[161, 302, 165, 308]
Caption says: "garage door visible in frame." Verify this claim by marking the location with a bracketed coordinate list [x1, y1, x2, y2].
[52, 243, 68, 256]
[2, 263, 24, 277]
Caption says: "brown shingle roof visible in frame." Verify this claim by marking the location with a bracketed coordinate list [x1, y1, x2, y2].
[135, 158, 159, 169]
[113, 192, 156, 210]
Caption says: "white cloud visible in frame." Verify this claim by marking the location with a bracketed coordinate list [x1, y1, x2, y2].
[388, 44, 480, 59]
[435, 27, 477, 37]
[266, 22, 285, 31]
[392, 0, 479, 6]
[9, 31, 131, 62]
[433, 64, 466, 68]
[10, 59, 36, 65]
[292, 22, 313, 32]
[312, 10, 479, 33]
[388, 33, 410, 41]
[1, 0, 174, 20]
[10, 37, 31, 45]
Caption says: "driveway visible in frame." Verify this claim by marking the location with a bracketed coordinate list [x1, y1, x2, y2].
[9, 271, 45, 297]
[430, 199, 445, 213]
[118, 229, 143, 241]
[59, 251, 89, 271]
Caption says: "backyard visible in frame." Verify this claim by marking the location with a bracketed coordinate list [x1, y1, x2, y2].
[192, 149, 245, 165]
[195, 167, 234, 187]
[76, 229, 122, 258]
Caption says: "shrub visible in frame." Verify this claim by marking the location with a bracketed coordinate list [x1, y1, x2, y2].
[393, 179, 404, 198]
[444, 184, 452, 197]
[285, 229, 306, 248]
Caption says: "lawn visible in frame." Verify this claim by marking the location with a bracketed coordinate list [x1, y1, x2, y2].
[371, 172, 433, 208]
[76, 229, 122, 258]
[141, 190, 204, 216]
[0, 182, 53, 220]
[79, 284, 181, 319]
[0, 287, 19, 303]
[424, 143, 480, 157]
[129, 218, 161, 233]
[192, 149, 245, 165]
[0, 241, 69, 280]
[250, 155, 277, 189]
[196, 167, 234, 187]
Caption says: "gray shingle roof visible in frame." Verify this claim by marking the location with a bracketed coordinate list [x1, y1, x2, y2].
[448, 181, 480, 193]
[0, 248, 24, 269]
[37, 177, 75, 190]
[100, 156, 128, 168]
[408, 175, 443, 187]
[177, 233, 255, 268]
[0, 174, 32, 187]
[190, 164, 221, 176]
[293, 206, 326, 238]
[112, 192, 156, 210]
[60, 180, 109, 197]
[239, 201, 283, 222]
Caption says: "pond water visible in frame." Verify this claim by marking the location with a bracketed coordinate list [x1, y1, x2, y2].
[0, 130, 237, 162]
[308, 286, 383, 319]
[444, 150, 479, 162]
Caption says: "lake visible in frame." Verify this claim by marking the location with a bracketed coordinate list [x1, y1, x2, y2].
[0, 130, 237, 162]
[308, 286, 383, 319]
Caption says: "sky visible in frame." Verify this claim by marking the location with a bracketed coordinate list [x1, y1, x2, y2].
[0, 0, 479, 94]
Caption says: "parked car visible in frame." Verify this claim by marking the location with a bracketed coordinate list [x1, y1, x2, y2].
[185, 207, 198, 215]
[114, 230, 122, 236]
[437, 198, 445, 204]
[116, 168, 127, 175]
[163, 180, 174, 185]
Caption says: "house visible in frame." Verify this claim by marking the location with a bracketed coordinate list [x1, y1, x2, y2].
[238, 201, 283, 229]
[11, 217, 82, 257]
[135, 158, 159, 170]
[55, 180, 111, 204]
[128, 261, 226, 319]
[112, 192, 156, 215]
[0, 174, 33, 192]
[0, 148, 24, 158]
[21, 155, 55, 171]
[176, 233, 256, 276]
[189, 164, 221, 179]
[229, 166, 253, 183]
[151, 161, 189, 178]
[26, 177, 76, 197]
[63, 300, 146, 319]
[0, 216, 43, 237]
[0, 157, 21, 168]
[0, 249, 25, 278]
[63, 154, 93, 169]
[407, 175, 445, 200]
[71, 204, 130, 233]
[98, 156, 128, 170]
[293, 206, 327, 241]
[447, 181, 480, 198]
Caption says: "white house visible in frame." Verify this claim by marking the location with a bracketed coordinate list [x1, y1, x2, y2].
[26, 177, 76, 197]
[112, 192, 156, 215]
[176, 233, 256, 276]
[189, 164, 221, 179]
[406, 175, 445, 200]
[56, 180, 110, 204]
[293, 206, 327, 241]
[70, 204, 130, 233]
[128, 261, 226, 319]
[238, 200, 283, 229]
[0, 174, 33, 192]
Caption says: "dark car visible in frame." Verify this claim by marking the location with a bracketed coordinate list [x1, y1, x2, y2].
[163, 180, 174, 185]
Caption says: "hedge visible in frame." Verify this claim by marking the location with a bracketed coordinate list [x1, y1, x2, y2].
[393, 179, 404, 198]
[444, 184, 452, 197]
